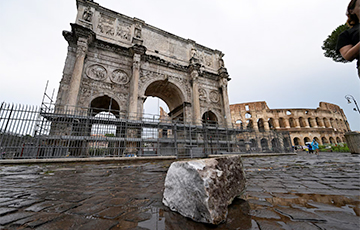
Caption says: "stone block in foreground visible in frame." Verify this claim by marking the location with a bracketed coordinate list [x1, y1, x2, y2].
[162, 156, 246, 225]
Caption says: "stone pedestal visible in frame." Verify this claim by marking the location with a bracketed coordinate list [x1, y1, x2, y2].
[162, 155, 246, 225]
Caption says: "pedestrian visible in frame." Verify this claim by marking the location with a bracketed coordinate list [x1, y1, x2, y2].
[311, 139, 319, 155]
[336, 0, 360, 78]
[307, 143, 313, 154]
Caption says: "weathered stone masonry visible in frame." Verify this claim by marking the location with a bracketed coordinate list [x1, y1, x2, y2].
[55, 0, 233, 128]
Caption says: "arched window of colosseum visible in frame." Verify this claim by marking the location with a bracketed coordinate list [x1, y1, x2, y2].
[336, 137, 341, 143]
[293, 137, 300, 146]
[314, 137, 321, 144]
[305, 110, 309, 114]
[250, 139, 256, 148]
[257, 118, 265, 132]
[261, 138, 268, 151]
[235, 120, 243, 129]
[322, 137, 329, 144]
[245, 105, 250, 111]
[268, 118, 275, 130]
[289, 117, 296, 128]
[329, 137, 335, 144]
[323, 118, 331, 128]
[245, 112, 252, 119]
[279, 117, 286, 128]
[308, 118, 313, 127]
[299, 117, 306, 127]
[316, 117, 322, 127]
[339, 119, 344, 130]
[286, 110, 292, 115]
[304, 137, 311, 144]
[342, 137, 346, 143]
[246, 120, 253, 130]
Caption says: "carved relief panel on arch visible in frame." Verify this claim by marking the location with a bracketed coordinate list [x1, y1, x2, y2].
[97, 13, 134, 43]
[199, 88, 207, 101]
[111, 69, 130, 84]
[189, 48, 213, 67]
[85, 63, 130, 85]
[97, 14, 115, 36]
[86, 64, 107, 81]
[209, 90, 220, 104]
[116, 20, 131, 41]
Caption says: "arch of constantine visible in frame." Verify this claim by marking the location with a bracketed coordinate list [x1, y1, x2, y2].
[54, 0, 232, 128]
[230, 101, 350, 147]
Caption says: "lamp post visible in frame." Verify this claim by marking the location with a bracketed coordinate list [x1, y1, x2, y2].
[345, 95, 360, 114]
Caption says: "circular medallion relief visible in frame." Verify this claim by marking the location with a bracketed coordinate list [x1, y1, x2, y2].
[110, 69, 130, 84]
[199, 88, 207, 101]
[86, 64, 107, 81]
[209, 91, 220, 103]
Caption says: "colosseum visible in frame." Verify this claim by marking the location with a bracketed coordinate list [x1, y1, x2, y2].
[230, 101, 350, 150]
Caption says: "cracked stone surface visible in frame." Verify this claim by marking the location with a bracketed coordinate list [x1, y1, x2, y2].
[0, 152, 359, 229]
[162, 156, 246, 224]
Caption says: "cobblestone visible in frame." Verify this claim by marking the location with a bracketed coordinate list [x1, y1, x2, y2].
[0, 152, 359, 229]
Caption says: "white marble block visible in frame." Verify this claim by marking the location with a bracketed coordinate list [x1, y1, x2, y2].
[162, 156, 246, 225]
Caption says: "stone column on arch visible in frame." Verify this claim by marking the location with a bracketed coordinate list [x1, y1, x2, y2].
[188, 63, 202, 126]
[218, 67, 232, 129]
[66, 37, 88, 110]
[125, 45, 146, 156]
[65, 24, 94, 111]
[128, 45, 146, 120]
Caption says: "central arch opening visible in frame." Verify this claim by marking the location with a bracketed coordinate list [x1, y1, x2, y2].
[144, 80, 185, 121]
[142, 80, 185, 156]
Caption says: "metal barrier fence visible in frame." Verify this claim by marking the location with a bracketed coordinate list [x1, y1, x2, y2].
[0, 102, 292, 159]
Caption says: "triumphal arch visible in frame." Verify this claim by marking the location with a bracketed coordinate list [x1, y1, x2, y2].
[55, 0, 232, 128]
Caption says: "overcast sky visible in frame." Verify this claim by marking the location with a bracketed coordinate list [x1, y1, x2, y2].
[0, 0, 359, 130]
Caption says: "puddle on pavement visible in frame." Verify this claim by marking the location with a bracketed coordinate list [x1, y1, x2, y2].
[136, 198, 253, 230]
[134, 193, 359, 230]
[137, 207, 165, 229]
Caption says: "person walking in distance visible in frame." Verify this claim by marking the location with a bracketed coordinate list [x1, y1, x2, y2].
[311, 138, 319, 155]
[307, 143, 313, 154]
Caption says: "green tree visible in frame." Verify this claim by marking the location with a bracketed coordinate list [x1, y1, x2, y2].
[322, 24, 350, 63]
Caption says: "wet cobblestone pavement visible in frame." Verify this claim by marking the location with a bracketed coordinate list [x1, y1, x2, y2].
[0, 152, 359, 229]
